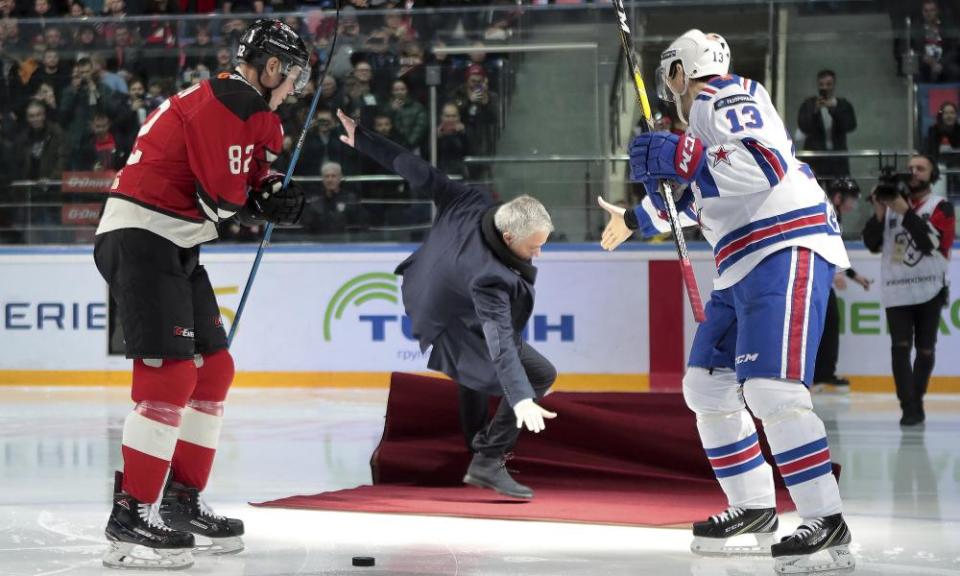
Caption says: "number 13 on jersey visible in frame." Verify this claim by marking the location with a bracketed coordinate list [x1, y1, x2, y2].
[725, 105, 763, 133]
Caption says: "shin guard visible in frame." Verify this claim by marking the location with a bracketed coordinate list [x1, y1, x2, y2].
[123, 359, 197, 503]
[684, 368, 775, 509]
[171, 349, 234, 490]
[743, 378, 842, 519]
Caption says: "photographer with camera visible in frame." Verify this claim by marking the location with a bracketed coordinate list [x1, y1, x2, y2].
[863, 154, 956, 426]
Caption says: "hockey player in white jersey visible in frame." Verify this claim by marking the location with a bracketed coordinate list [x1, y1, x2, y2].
[598, 31, 854, 574]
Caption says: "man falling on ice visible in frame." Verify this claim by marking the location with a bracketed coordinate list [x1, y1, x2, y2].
[598, 30, 855, 574]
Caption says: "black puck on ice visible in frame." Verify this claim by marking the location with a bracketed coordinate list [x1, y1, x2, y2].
[352, 556, 375, 567]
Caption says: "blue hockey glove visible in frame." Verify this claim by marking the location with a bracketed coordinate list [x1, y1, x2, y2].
[629, 132, 705, 183]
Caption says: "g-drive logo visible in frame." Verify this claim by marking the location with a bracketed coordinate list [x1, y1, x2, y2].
[323, 272, 574, 343]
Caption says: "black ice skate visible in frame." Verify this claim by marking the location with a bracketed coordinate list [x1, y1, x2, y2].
[772, 513, 855, 574]
[160, 479, 245, 555]
[103, 472, 195, 570]
[690, 506, 778, 556]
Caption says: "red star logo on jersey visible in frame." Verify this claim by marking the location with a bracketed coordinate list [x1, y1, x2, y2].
[709, 146, 735, 168]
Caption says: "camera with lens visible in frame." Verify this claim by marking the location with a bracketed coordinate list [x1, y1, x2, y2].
[873, 165, 910, 202]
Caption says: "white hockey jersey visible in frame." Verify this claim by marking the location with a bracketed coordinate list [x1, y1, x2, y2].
[686, 74, 850, 289]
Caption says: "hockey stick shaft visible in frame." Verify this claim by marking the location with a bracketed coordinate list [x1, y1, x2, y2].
[228, 7, 340, 347]
[611, 0, 706, 322]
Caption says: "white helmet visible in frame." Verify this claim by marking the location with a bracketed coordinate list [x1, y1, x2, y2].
[657, 29, 731, 103]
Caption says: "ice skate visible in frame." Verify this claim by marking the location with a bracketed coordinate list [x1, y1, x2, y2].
[103, 473, 195, 570]
[160, 479, 245, 555]
[772, 513, 854, 574]
[691, 506, 778, 556]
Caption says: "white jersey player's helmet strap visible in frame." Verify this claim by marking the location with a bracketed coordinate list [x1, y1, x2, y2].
[657, 29, 731, 103]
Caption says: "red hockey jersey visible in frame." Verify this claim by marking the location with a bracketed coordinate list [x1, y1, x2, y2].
[96, 71, 283, 247]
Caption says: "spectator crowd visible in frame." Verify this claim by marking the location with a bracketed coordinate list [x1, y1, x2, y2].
[0, 0, 522, 241]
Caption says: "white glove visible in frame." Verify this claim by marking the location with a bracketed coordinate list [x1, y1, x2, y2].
[513, 398, 557, 433]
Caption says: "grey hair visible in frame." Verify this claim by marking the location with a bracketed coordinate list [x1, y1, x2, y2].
[494, 195, 554, 242]
[321, 161, 342, 176]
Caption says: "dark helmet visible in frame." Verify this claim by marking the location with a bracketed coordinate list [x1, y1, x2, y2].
[237, 19, 311, 94]
[828, 176, 860, 199]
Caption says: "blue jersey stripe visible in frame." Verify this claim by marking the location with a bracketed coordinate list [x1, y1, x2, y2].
[742, 139, 781, 187]
[697, 169, 721, 199]
[715, 205, 826, 254]
[708, 75, 740, 89]
[716, 224, 833, 274]
[771, 147, 788, 173]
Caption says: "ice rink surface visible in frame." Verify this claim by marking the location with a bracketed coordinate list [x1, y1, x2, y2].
[0, 386, 958, 576]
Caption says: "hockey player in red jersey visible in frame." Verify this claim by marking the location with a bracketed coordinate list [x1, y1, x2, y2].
[94, 19, 309, 570]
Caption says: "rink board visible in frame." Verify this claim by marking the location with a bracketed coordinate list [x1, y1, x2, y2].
[0, 244, 958, 392]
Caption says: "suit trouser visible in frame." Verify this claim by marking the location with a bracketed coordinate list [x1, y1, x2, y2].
[458, 343, 557, 457]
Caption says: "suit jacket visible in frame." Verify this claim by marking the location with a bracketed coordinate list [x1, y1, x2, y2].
[354, 125, 537, 406]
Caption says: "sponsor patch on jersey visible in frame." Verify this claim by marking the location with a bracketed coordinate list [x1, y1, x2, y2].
[173, 326, 195, 339]
[713, 94, 756, 111]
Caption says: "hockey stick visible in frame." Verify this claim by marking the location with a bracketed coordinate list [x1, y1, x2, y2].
[228, 3, 341, 347]
[611, 0, 706, 322]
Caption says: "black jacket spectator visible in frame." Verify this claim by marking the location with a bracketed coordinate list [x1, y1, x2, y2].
[436, 102, 470, 178]
[300, 163, 368, 237]
[15, 102, 64, 180]
[301, 109, 358, 175]
[797, 70, 857, 180]
[448, 63, 500, 157]
[59, 58, 125, 163]
[912, 0, 960, 83]
[26, 48, 72, 104]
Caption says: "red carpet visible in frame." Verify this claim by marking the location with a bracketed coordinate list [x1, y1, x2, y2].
[254, 373, 823, 527]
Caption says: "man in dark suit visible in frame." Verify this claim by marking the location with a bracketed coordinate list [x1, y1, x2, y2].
[337, 109, 558, 500]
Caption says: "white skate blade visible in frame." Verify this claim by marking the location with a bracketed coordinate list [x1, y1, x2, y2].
[102, 540, 194, 570]
[691, 532, 775, 557]
[193, 535, 244, 555]
[774, 544, 855, 574]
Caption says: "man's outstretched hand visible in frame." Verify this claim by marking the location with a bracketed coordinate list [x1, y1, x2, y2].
[597, 196, 633, 251]
[337, 108, 357, 149]
[513, 398, 557, 433]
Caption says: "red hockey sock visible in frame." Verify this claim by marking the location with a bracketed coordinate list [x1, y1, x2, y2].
[171, 349, 234, 490]
[121, 359, 197, 503]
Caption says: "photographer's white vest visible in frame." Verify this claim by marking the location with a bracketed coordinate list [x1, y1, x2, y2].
[881, 194, 950, 308]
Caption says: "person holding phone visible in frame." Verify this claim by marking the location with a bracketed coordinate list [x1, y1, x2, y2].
[797, 69, 857, 181]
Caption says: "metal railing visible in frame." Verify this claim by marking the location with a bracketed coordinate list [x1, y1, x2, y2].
[3, 149, 951, 245]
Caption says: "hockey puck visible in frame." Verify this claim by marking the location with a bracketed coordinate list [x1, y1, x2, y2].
[352, 556, 375, 567]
